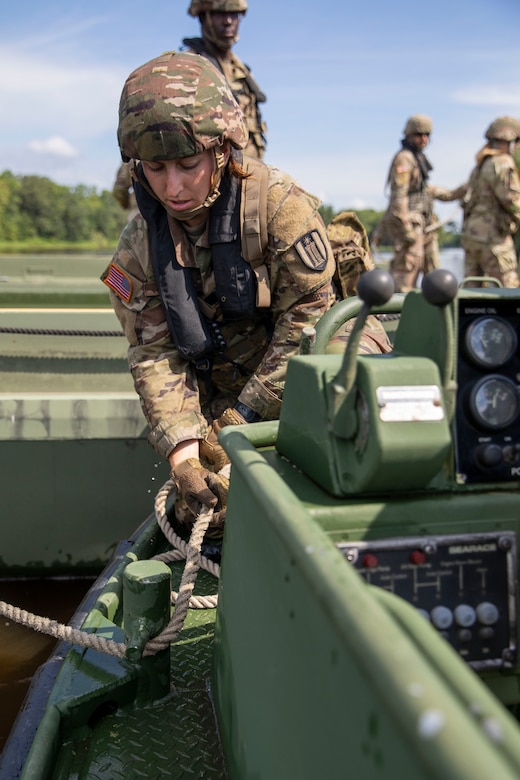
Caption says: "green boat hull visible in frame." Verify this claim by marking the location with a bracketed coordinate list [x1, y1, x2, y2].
[5, 271, 520, 778]
[0, 255, 169, 576]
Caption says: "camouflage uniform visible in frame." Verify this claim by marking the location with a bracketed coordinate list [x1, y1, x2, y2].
[112, 161, 139, 222]
[103, 51, 388, 466]
[103, 165, 337, 460]
[382, 115, 438, 292]
[433, 117, 520, 288]
[183, 0, 267, 159]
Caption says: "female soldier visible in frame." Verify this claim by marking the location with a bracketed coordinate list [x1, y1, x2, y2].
[102, 50, 338, 525]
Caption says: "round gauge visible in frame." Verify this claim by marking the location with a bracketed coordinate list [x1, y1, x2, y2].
[464, 316, 517, 368]
[469, 375, 520, 430]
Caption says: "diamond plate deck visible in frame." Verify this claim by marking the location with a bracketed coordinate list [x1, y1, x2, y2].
[49, 568, 227, 779]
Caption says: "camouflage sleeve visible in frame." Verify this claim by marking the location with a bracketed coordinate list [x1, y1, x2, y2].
[325, 314, 394, 356]
[237, 169, 337, 418]
[112, 162, 133, 210]
[492, 158, 520, 224]
[238, 278, 336, 418]
[101, 217, 209, 460]
[387, 150, 414, 233]
[428, 183, 467, 202]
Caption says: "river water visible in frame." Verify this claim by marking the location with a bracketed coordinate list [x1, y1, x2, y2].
[374, 246, 465, 283]
[0, 578, 94, 752]
[0, 247, 466, 756]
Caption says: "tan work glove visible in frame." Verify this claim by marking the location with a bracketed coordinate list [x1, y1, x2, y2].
[172, 458, 229, 527]
[199, 407, 247, 471]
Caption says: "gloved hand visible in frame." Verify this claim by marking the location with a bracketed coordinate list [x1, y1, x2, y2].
[172, 458, 229, 525]
[199, 407, 247, 470]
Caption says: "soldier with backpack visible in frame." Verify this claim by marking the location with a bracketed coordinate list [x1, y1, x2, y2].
[182, 0, 267, 159]
[102, 51, 389, 529]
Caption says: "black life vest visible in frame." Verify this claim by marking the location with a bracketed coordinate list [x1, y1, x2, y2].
[134, 166, 259, 368]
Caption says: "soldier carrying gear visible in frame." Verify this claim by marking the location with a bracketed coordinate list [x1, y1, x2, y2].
[102, 50, 342, 534]
[182, 0, 267, 159]
[433, 115, 520, 288]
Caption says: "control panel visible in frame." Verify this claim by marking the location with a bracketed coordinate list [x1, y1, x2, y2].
[338, 531, 517, 670]
[455, 298, 520, 484]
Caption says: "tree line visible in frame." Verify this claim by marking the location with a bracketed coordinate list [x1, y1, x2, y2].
[0, 170, 126, 248]
[0, 169, 461, 252]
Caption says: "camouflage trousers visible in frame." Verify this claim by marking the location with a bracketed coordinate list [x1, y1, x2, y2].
[387, 217, 439, 293]
[462, 235, 520, 288]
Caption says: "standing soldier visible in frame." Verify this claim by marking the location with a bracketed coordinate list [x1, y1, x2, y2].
[381, 114, 439, 292]
[433, 116, 520, 288]
[182, 0, 267, 160]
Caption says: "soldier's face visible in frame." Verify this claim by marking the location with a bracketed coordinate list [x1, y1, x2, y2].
[204, 11, 242, 47]
[141, 150, 223, 224]
[411, 132, 430, 150]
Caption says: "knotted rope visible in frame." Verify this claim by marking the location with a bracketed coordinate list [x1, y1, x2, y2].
[0, 480, 220, 658]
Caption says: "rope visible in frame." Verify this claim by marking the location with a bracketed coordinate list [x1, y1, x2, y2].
[0, 601, 127, 658]
[0, 479, 220, 658]
[0, 327, 124, 337]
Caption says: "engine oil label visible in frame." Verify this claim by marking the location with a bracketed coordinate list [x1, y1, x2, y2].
[377, 385, 444, 422]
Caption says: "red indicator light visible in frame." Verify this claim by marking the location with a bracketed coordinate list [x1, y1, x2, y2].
[410, 550, 426, 565]
[362, 553, 378, 568]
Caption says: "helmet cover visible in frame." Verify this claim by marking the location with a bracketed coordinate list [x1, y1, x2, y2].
[403, 114, 433, 136]
[188, 0, 247, 15]
[485, 116, 520, 143]
[118, 50, 248, 162]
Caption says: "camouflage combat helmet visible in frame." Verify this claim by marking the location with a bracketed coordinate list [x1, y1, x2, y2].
[118, 51, 248, 162]
[403, 114, 433, 136]
[485, 116, 520, 143]
[188, 0, 247, 15]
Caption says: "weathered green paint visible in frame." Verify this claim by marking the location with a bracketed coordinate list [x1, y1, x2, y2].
[8, 274, 520, 779]
[213, 428, 520, 779]
[0, 295, 169, 576]
[123, 560, 171, 665]
[0, 254, 112, 308]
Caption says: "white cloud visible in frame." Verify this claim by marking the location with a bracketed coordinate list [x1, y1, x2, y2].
[451, 86, 520, 108]
[0, 43, 125, 141]
[28, 136, 78, 158]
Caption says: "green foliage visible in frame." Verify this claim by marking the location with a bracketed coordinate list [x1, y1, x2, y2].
[0, 170, 127, 248]
[318, 204, 336, 225]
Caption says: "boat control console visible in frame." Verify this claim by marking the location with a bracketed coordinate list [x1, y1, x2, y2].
[277, 269, 520, 672]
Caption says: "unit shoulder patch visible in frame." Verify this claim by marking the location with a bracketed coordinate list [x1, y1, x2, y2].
[294, 230, 328, 271]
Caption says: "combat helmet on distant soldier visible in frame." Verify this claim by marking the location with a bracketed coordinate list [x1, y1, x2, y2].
[403, 114, 433, 137]
[117, 51, 248, 163]
[485, 116, 520, 143]
[188, 0, 247, 14]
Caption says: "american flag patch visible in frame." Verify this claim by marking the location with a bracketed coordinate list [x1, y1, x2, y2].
[103, 263, 132, 302]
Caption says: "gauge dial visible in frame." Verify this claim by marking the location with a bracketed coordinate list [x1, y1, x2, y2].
[469, 375, 520, 430]
[464, 316, 517, 369]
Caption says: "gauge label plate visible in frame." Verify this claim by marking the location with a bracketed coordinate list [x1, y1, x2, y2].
[377, 385, 444, 422]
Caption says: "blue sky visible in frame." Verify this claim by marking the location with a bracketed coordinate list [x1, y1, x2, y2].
[1, 0, 519, 224]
